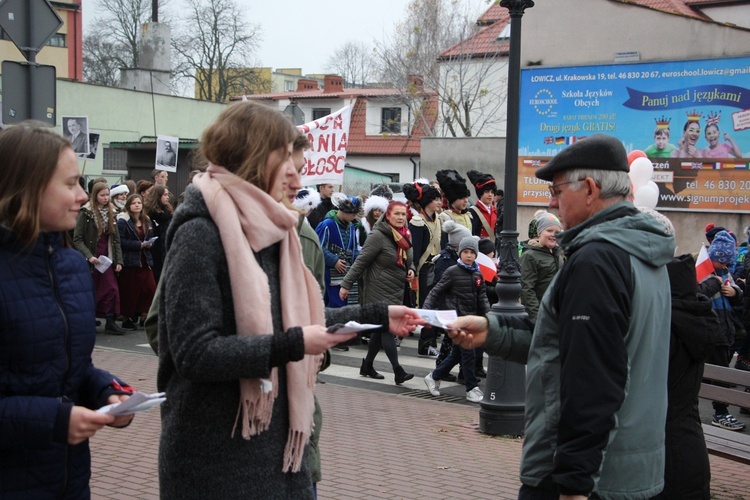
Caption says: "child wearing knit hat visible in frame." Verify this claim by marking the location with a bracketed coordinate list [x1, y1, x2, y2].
[701, 230, 746, 431]
[520, 212, 563, 321]
[423, 235, 490, 403]
[535, 212, 562, 238]
[418, 220, 473, 363]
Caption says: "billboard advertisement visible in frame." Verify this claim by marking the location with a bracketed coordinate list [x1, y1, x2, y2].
[518, 56, 750, 212]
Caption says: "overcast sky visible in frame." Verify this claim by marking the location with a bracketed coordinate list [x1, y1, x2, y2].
[83, 0, 490, 75]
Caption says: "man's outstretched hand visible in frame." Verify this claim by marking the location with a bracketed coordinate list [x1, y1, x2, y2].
[446, 315, 489, 349]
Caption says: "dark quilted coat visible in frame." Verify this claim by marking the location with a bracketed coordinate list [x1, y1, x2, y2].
[117, 216, 154, 268]
[423, 263, 491, 317]
[0, 227, 125, 499]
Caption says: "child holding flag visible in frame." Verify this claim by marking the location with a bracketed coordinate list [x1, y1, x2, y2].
[423, 237, 491, 403]
[697, 230, 746, 430]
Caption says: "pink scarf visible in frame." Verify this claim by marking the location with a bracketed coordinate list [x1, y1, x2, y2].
[193, 164, 324, 473]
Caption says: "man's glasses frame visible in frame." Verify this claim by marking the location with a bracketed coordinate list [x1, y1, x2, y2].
[548, 178, 586, 198]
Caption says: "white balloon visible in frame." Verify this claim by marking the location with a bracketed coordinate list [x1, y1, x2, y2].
[645, 180, 659, 196]
[629, 157, 654, 190]
[634, 183, 659, 209]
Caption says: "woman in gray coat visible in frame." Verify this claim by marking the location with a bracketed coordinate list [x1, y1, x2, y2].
[340, 200, 416, 384]
[157, 102, 356, 499]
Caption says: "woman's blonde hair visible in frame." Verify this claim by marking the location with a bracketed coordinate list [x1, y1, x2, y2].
[198, 101, 298, 192]
[90, 182, 116, 236]
[0, 122, 72, 245]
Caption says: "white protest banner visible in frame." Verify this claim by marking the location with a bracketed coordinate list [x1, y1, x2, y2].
[297, 105, 351, 186]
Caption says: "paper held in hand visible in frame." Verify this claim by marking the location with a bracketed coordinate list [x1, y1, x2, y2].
[415, 309, 458, 329]
[326, 321, 382, 334]
[94, 255, 112, 273]
[97, 391, 166, 416]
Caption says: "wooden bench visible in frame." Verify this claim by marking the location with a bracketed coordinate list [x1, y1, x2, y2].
[699, 363, 750, 465]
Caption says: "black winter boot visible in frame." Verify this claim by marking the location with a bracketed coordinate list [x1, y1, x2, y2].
[394, 366, 414, 385]
[105, 315, 126, 335]
[360, 359, 384, 380]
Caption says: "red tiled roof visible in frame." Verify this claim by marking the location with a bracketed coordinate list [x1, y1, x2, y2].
[438, 10, 510, 60]
[444, 0, 744, 62]
[477, 4, 508, 25]
[609, 0, 711, 20]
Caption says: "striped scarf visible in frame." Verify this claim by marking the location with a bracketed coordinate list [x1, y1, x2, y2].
[389, 224, 412, 267]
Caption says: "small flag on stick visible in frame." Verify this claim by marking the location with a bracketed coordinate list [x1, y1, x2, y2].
[695, 245, 714, 283]
[476, 252, 498, 282]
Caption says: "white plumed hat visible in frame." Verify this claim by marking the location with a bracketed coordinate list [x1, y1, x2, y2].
[292, 189, 322, 213]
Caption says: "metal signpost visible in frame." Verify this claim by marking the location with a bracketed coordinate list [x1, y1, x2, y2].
[0, 0, 63, 125]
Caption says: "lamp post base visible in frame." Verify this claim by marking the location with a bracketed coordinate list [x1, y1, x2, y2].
[479, 355, 526, 436]
[479, 228, 527, 436]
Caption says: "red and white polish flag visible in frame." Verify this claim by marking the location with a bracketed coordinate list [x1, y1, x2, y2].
[476, 252, 498, 283]
[695, 245, 714, 283]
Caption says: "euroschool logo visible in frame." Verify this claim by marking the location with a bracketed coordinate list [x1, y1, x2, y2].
[530, 89, 557, 116]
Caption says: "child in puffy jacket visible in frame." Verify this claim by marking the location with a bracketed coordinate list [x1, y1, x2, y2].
[699, 230, 746, 431]
[423, 237, 490, 403]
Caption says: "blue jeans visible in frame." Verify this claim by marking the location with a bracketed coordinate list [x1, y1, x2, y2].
[432, 344, 477, 391]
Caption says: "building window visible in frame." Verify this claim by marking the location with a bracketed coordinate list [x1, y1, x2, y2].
[284, 80, 295, 91]
[103, 148, 127, 173]
[1, 29, 66, 47]
[496, 24, 511, 40]
[381, 107, 402, 134]
[312, 108, 331, 120]
[47, 33, 66, 48]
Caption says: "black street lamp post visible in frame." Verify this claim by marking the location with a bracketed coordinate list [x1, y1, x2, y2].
[479, 0, 534, 437]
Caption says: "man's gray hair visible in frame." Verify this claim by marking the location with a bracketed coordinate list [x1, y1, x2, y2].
[563, 168, 631, 199]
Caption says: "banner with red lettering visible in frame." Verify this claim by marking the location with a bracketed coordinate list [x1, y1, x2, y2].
[297, 105, 351, 186]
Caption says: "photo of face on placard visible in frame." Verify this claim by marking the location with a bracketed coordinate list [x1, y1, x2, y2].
[78, 131, 100, 160]
[156, 135, 178, 172]
[63, 116, 89, 155]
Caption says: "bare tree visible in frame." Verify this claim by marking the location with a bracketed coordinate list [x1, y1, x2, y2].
[375, 0, 505, 137]
[325, 41, 375, 88]
[83, 0, 173, 86]
[83, 30, 129, 86]
[94, 0, 152, 68]
[171, 0, 266, 102]
[376, 0, 472, 87]
[436, 54, 508, 138]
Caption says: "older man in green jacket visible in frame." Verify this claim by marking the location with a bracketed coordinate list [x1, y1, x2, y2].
[449, 135, 675, 499]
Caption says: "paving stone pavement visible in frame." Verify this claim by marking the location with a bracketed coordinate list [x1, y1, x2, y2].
[89, 348, 749, 499]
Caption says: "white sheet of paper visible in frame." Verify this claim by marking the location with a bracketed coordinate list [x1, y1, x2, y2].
[326, 321, 381, 334]
[97, 391, 166, 416]
[94, 255, 112, 273]
[414, 309, 458, 329]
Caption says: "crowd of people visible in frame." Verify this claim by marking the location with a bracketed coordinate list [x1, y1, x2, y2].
[3, 109, 749, 499]
[69, 168, 175, 334]
[301, 165, 506, 394]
